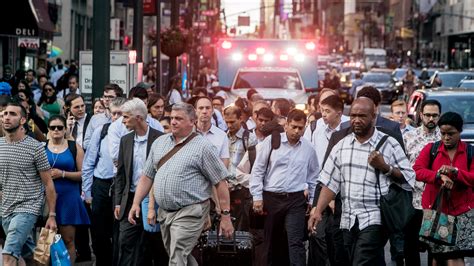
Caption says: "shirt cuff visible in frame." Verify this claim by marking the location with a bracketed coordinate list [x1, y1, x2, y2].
[253, 195, 263, 201]
[84, 191, 92, 201]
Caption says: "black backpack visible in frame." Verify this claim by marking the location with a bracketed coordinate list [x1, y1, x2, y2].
[428, 141, 474, 170]
[241, 122, 257, 172]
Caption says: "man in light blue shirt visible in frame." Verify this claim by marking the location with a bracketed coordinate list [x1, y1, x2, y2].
[250, 109, 319, 265]
[83, 84, 124, 150]
[81, 97, 126, 266]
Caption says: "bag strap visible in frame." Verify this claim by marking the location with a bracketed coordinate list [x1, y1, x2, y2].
[156, 133, 198, 170]
[467, 143, 473, 171]
[374, 135, 390, 200]
[428, 141, 441, 170]
[310, 119, 317, 142]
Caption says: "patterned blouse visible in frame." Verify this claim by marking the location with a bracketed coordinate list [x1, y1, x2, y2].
[403, 126, 441, 210]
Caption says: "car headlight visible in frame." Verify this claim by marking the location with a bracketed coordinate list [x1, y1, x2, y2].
[395, 81, 403, 87]
[295, 103, 306, 111]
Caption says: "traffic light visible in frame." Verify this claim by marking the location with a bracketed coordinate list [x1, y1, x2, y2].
[124, 35, 131, 47]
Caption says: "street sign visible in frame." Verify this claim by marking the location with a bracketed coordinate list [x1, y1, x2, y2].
[18, 37, 39, 49]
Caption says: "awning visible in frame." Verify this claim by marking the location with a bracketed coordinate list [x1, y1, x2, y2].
[0, 0, 55, 39]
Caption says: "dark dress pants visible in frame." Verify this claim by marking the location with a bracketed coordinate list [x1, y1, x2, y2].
[403, 209, 424, 266]
[75, 204, 92, 262]
[142, 231, 169, 266]
[90, 178, 114, 266]
[342, 218, 388, 266]
[263, 191, 306, 266]
[118, 192, 145, 266]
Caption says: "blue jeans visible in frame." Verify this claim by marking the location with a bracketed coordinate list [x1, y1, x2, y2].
[2, 213, 38, 259]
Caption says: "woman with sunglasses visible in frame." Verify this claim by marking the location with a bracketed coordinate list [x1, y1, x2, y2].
[38, 82, 64, 124]
[45, 115, 90, 264]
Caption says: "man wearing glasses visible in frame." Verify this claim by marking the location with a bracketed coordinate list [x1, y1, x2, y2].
[83, 84, 124, 150]
[402, 99, 442, 265]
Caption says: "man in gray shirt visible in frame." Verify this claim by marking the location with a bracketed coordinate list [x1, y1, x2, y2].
[128, 102, 234, 266]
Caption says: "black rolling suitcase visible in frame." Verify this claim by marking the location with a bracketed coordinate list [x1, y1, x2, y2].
[196, 230, 254, 265]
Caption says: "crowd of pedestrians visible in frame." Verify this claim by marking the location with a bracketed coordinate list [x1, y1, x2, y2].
[0, 63, 472, 266]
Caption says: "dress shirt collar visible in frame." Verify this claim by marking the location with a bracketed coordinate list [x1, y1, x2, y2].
[280, 132, 302, 146]
[350, 128, 380, 147]
[232, 127, 246, 139]
[134, 126, 150, 143]
[77, 114, 86, 126]
[170, 131, 195, 145]
[196, 124, 218, 135]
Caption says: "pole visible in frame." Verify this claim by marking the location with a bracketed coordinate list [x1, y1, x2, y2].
[156, 0, 162, 95]
[133, 0, 144, 63]
[169, 0, 179, 80]
[92, 0, 110, 103]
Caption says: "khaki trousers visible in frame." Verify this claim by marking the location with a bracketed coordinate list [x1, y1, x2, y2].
[158, 201, 210, 266]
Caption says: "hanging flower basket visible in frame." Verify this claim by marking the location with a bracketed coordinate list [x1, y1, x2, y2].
[160, 27, 188, 57]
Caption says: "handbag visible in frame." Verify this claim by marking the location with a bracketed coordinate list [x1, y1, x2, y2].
[375, 135, 415, 233]
[33, 227, 56, 264]
[419, 188, 458, 246]
[50, 234, 71, 266]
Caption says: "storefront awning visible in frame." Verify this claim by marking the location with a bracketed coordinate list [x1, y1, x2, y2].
[0, 0, 55, 39]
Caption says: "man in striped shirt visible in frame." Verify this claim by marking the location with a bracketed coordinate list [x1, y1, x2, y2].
[308, 97, 415, 265]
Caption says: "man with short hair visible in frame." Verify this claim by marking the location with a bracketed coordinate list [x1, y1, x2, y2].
[57, 75, 80, 98]
[25, 69, 41, 103]
[108, 86, 163, 165]
[64, 94, 90, 148]
[271, 98, 291, 125]
[82, 97, 127, 266]
[224, 106, 257, 231]
[402, 99, 442, 266]
[309, 97, 415, 265]
[0, 102, 57, 265]
[254, 107, 274, 142]
[114, 98, 163, 265]
[195, 96, 230, 167]
[251, 109, 319, 265]
[212, 96, 225, 114]
[247, 100, 269, 131]
[83, 84, 124, 150]
[128, 102, 234, 265]
[391, 100, 415, 135]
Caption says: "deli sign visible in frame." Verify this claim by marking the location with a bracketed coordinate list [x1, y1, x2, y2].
[18, 38, 40, 49]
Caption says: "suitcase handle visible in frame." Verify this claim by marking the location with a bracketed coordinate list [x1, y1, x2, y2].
[216, 217, 237, 254]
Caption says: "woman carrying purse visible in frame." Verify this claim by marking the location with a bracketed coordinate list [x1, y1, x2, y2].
[413, 112, 474, 265]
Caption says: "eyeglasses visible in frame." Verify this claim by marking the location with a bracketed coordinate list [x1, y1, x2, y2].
[49, 125, 64, 131]
[111, 111, 122, 116]
[423, 113, 440, 119]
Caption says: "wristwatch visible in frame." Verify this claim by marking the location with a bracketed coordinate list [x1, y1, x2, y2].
[384, 165, 394, 176]
[221, 209, 231, 216]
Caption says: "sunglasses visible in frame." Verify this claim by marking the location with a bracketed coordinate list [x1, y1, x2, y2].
[45, 88, 54, 92]
[49, 125, 64, 131]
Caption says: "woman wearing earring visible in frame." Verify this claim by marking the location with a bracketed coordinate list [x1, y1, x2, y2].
[38, 82, 64, 124]
[45, 115, 90, 264]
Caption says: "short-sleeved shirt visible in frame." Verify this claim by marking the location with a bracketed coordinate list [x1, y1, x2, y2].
[318, 129, 415, 231]
[142, 133, 231, 211]
[0, 136, 51, 217]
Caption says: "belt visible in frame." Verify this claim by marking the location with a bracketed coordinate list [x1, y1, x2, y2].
[263, 190, 304, 198]
[164, 199, 209, 213]
[93, 177, 113, 184]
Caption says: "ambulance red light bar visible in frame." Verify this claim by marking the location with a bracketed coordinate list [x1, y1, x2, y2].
[279, 54, 289, 61]
[256, 47, 266, 55]
[222, 41, 232, 49]
[305, 42, 316, 50]
[232, 53, 243, 61]
[248, 54, 258, 61]
[263, 53, 274, 62]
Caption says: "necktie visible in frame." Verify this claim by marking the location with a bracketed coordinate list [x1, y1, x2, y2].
[72, 121, 79, 139]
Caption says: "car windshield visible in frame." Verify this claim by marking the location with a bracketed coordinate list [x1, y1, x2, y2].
[362, 73, 390, 83]
[459, 82, 474, 89]
[439, 73, 474, 87]
[366, 55, 385, 61]
[431, 95, 474, 124]
[233, 71, 303, 90]
[394, 70, 407, 79]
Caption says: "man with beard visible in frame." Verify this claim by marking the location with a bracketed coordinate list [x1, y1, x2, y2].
[0, 102, 57, 265]
[402, 99, 442, 265]
[308, 97, 415, 265]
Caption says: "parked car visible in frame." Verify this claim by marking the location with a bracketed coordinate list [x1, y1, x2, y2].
[428, 71, 474, 88]
[458, 79, 474, 89]
[407, 88, 474, 144]
[356, 72, 394, 103]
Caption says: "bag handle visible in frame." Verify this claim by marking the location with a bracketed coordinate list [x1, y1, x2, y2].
[216, 217, 237, 254]
[156, 133, 198, 170]
[431, 187, 453, 212]
[374, 135, 389, 201]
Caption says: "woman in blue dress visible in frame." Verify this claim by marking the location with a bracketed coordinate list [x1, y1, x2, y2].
[45, 115, 90, 264]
